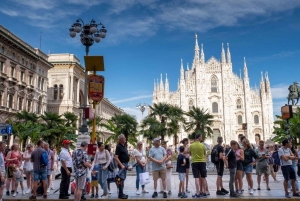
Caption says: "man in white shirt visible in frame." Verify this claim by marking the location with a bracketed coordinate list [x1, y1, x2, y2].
[59, 140, 72, 199]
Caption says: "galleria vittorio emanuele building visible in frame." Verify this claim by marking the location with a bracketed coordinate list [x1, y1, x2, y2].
[153, 35, 274, 145]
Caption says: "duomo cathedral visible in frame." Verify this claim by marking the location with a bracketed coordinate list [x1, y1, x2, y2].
[152, 35, 274, 145]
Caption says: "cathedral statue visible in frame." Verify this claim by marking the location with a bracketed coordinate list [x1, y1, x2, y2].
[287, 81, 299, 105]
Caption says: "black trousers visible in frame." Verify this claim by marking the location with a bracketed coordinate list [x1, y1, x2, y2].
[59, 167, 72, 196]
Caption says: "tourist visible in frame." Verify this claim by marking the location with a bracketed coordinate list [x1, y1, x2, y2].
[266, 145, 279, 182]
[272, 144, 281, 177]
[189, 134, 208, 198]
[114, 134, 130, 199]
[90, 157, 99, 198]
[134, 141, 148, 195]
[176, 146, 187, 198]
[255, 140, 271, 191]
[51, 148, 59, 190]
[181, 138, 190, 193]
[234, 142, 244, 194]
[242, 139, 258, 195]
[72, 141, 91, 201]
[160, 141, 172, 195]
[59, 140, 72, 199]
[43, 143, 54, 193]
[30, 140, 47, 200]
[23, 143, 34, 194]
[297, 145, 300, 177]
[279, 139, 300, 198]
[213, 137, 229, 195]
[225, 140, 239, 197]
[94, 142, 111, 198]
[288, 145, 299, 192]
[0, 141, 7, 201]
[148, 138, 167, 199]
[105, 145, 116, 194]
[11, 164, 25, 195]
[5, 143, 22, 196]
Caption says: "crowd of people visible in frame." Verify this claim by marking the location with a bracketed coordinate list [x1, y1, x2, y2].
[0, 134, 299, 200]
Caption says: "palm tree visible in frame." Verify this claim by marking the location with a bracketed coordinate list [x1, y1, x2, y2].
[140, 117, 161, 145]
[167, 105, 185, 144]
[185, 106, 213, 140]
[149, 103, 172, 140]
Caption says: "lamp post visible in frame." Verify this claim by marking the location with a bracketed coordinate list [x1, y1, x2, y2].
[69, 19, 107, 136]
[136, 103, 149, 141]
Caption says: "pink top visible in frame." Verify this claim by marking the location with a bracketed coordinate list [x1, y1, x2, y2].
[236, 149, 241, 161]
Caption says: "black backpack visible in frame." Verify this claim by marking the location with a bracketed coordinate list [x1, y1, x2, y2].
[211, 145, 220, 164]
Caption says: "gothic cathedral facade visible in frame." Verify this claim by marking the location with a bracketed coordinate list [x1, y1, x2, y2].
[152, 35, 274, 145]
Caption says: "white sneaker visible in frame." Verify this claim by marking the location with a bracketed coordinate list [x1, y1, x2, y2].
[50, 187, 55, 190]
[13, 192, 17, 197]
[47, 188, 50, 193]
[26, 189, 31, 194]
[238, 190, 242, 194]
[108, 190, 111, 194]
[100, 195, 108, 199]
[22, 191, 25, 195]
[136, 190, 140, 195]
[142, 189, 149, 193]
[249, 189, 254, 195]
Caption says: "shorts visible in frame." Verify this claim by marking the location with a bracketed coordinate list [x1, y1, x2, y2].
[152, 168, 166, 180]
[5, 167, 13, 178]
[33, 169, 47, 181]
[243, 164, 253, 173]
[282, 165, 296, 181]
[24, 168, 34, 174]
[192, 162, 207, 178]
[185, 158, 190, 169]
[216, 162, 224, 177]
[16, 177, 24, 182]
[75, 176, 87, 190]
[91, 180, 98, 187]
[236, 160, 243, 171]
[47, 169, 52, 176]
[178, 173, 185, 181]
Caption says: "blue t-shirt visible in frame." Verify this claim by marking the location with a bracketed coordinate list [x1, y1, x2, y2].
[149, 146, 166, 171]
[91, 164, 99, 181]
[176, 154, 186, 173]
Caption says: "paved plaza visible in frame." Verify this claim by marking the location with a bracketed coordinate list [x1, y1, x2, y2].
[2, 171, 299, 200]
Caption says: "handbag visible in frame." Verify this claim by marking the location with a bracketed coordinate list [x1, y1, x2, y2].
[139, 172, 150, 185]
[108, 162, 115, 172]
[166, 161, 173, 169]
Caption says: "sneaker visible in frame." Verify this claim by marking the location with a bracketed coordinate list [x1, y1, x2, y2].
[221, 188, 229, 194]
[12, 192, 16, 197]
[108, 190, 111, 194]
[26, 189, 31, 194]
[91, 194, 94, 198]
[96, 194, 99, 197]
[202, 193, 208, 197]
[257, 187, 261, 190]
[178, 193, 182, 197]
[186, 188, 190, 193]
[249, 189, 254, 195]
[142, 189, 149, 193]
[6, 191, 9, 196]
[101, 195, 108, 199]
[47, 188, 50, 193]
[238, 190, 242, 194]
[181, 193, 188, 198]
[293, 193, 300, 197]
[50, 187, 55, 190]
[216, 190, 226, 195]
[136, 190, 140, 195]
[230, 193, 239, 197]
[163, 192, 167, 198]
[22, 191, 25, 196]
[286, 193, 291, 198]
[29, 195, 37, 200]
[152, 192, 158, 198]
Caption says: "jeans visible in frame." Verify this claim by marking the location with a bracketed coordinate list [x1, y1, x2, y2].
[117, 163, 128, 196]
[33, 169, 47, 181]
[59, 167, 72, 197]
[288, 161, 299, 190]
[98, 164, 109, 195]
[136, 164, 145, 189]
[229, 168, 236, 195]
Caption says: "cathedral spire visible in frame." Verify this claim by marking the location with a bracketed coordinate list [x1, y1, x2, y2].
[200, 43, 205, 63]
[187, 63, 189, 71]
[193, 33, 199, 64]
[165, 73, 169, 92]
[265, 71, 270, 94]
[244, 57, 248, 78]
[157, 79, 159, 92]
[221, 43, 226, 63]
[160, 73, 164, 91]
[180, 59, 184, 80]
[260, 71, 265, 95]
[227, 43, 231, 63]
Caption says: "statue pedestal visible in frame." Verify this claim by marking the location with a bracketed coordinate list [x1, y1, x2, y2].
[76, 133, 91, 149]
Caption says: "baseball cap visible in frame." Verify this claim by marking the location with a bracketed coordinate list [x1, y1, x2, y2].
[62, 140, 70, 145]
[153, 138, 161, 143]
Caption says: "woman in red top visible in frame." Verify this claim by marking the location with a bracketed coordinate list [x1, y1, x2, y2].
[5, 143, 22, 196]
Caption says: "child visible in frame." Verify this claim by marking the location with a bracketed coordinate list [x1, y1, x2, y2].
[224, 140, 239, 198]
[176, 146, 187, 198]
[11, 164, 25, 196]
[90, 157, 99, 198]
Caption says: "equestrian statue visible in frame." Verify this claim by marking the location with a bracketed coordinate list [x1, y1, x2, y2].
[287, 81, 300, 105]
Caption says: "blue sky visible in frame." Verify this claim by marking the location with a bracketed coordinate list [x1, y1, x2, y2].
[1, 0, 300, 122]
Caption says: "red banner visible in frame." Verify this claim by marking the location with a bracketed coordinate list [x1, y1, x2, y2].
[88, 75, 104, 103]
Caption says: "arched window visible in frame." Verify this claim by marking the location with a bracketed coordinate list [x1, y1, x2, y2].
[237, 99, 242, 109]
[59, 84, 64, 99]
[254, 115, 259, 124]
[212, 102, 218, 113]
[54, 85, 58, 100]
[237, 115, 242, 125]
[211, 76, 218, 92]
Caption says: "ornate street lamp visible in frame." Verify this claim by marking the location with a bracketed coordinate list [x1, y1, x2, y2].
[69, 19, 107, 135]
[136, 103, 149, 120]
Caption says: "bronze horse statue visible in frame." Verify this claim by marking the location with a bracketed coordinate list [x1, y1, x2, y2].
[287, 84, 300, 105]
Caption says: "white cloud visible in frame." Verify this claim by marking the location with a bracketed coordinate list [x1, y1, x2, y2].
[122, 107, 144, 123]
[271, 84, 289, 99]
[111, 94, 152, 104]
[0, 8, 19, 16]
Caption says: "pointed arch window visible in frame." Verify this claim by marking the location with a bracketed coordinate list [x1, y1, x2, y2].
[212, 102, 218, 113]
[254, 115, 259, 124]
[211, 76, 218, 92]
[237, 115, 242, 125]
[59, 84, 64, 99]
[237, 99, 242, 109]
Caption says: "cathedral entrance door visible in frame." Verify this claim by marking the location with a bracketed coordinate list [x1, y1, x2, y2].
[212, 129, 221, 145]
